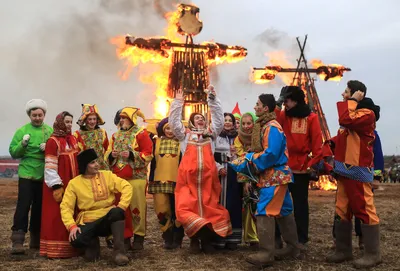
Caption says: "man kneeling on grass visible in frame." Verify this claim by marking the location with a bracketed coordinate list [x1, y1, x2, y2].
[60, 149, 132, 265]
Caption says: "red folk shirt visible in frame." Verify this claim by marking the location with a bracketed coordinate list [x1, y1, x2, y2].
[276, 109, 323, 173]
[331, 100, 375, 167]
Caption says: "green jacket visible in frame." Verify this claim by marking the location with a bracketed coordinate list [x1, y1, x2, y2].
[9, 123, 53, 180]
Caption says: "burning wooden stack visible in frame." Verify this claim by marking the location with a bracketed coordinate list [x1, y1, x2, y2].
[123, 3, 247, 120]
[168, 49, 210, 119]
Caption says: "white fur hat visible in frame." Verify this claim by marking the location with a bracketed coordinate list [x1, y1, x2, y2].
[25, 99, 48, 115]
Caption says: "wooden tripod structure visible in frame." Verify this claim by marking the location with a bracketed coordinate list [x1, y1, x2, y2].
[253, 35, 351, 141]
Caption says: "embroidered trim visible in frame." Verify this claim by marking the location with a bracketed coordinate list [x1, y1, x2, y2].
[197, 145, 204, 218]
[291, 118, 308, 134]
[90, 173, 109, 201]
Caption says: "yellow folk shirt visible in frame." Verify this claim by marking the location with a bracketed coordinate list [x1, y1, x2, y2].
[60, 170, 132, 231]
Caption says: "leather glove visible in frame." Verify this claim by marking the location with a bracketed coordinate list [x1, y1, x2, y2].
[53, 187, 65, 203]
[22, 134, 30, 147]
[40, 143, 46, 152]
[276, 86, 288, 107]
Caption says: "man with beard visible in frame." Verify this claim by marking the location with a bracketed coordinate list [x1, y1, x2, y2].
[105, 107, 153, 250]
[9, 99, 52, 254]
[326, 80, 381, 269]
[275, 86, 323, 249]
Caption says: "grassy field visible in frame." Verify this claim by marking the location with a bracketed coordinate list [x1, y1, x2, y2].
[0, 181, 398, 271]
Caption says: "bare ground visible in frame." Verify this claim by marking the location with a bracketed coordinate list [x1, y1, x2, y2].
[0, 181, 399, 271]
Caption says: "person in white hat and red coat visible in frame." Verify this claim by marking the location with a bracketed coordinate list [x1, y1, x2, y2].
[9, 99, 53, 254]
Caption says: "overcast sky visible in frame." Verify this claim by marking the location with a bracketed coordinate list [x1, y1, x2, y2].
[0, 0, 399, 155]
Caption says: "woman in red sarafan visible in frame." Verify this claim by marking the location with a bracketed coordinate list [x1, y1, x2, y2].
[169, 86, 232, 254]
[40, 111, 80, 258]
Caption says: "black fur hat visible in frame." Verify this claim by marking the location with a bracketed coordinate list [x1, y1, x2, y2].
[283, 86, 306, 104]
[77, 149, 98, 175]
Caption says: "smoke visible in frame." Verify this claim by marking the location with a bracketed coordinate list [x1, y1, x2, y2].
[0, 0, 184, 155]
[253, 27, 301, 62]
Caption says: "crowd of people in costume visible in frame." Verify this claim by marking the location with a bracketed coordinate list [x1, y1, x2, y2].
[8, 81, 383, 268]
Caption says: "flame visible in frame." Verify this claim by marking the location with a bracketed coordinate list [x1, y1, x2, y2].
[112, 4, 246, 119]
[184, 104, 192, 119]
[251, 68, 277, 84]
[311, 175, 337, 191]
[164, 8, 183, 43]
[110, 6, 184, 118]
[311, 59, 349, 82]
[202, 41, 247, 65]
[250, 51, 294, 85]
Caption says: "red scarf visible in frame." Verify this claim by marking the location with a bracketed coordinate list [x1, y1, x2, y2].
[52, 112, 75, 146]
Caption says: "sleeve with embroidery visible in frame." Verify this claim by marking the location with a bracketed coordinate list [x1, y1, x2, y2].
[209, 96, 224, 139]
[73, 131, 84, 152]
[131, 129, 154, 169]
[60, 179, 77, 231]
[44, 137, 63, 188]
[109, 172, 133, 210]
[103, 130, 109, 152]
[169, 99, 186, 141]
[246, 126, 283, 172]
[337, 100, 375, 132]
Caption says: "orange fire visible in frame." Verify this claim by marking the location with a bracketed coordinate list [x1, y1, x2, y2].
[251, 52, 350, 86]
[250, 51, 295, 85]
[111, 4, 246, 119]
[311, 175, 337, 191]
[310, 59, 350, 82]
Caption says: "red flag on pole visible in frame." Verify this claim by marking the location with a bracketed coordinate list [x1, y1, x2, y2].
[232, 102, 242, 119]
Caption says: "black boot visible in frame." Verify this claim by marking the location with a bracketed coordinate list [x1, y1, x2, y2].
[197, 227, 215, 254]
[162, 229, 174, 249]
[189, 237, 201, 253]
[171, 227, 185, 249]
[84, 237, 100, 262]
[29, 231, 40, 250]
[10, 230, 25, 255]
[132, 234, 144, 250]
[111, 221, 129, 266]
[225, 243, 238, 250]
